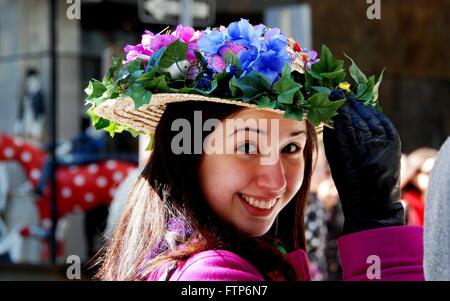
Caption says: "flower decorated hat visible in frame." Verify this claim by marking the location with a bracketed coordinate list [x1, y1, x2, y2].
[85, 19, 384, 139]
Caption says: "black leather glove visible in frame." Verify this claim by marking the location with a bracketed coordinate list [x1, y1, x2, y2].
[323, 90, 405, 234]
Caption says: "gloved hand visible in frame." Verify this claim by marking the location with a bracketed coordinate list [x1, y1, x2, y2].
[323, 89, 405, 235]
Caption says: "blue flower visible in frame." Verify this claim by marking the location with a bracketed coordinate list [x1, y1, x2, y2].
[198, 29, 228, 55]
[228, 19, 254, 44]
[238, 44, 259, 71]
[250, 28, 290, 83]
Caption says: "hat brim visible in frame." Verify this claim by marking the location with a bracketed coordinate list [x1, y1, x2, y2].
[93, 93, 287, 134]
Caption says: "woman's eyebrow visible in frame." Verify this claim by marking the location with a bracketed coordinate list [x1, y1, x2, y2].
[289, 130, 306, 137]
[228, 127, 266, 137]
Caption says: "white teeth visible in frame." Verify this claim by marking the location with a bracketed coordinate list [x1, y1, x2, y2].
[240, 194, 277, 210]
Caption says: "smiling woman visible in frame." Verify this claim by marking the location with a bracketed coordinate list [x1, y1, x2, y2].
[97, 100, 316, 280]
[199, 109, 309, 238]
[89, 19, 425, 281]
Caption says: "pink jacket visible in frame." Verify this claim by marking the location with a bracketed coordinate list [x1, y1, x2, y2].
[147, 226, 424, 281]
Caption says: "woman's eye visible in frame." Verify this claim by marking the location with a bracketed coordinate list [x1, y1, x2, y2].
[282, 143, 301, 154]
[236, 142, 258, 154]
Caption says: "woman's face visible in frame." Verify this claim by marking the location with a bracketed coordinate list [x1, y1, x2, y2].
[198, 108, 308, 237]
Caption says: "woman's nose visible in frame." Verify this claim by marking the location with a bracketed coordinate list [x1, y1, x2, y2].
[255, 159, 287, 195]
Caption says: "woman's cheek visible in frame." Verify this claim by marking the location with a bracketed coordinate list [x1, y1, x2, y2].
[284, 158, 305, 196]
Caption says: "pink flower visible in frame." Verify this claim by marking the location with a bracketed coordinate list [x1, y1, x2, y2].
[141, 30, 155, 46]
[124, 26, 203, 64]
[123, 44, 152, 63]
[219, 42, 245, 57]
[150, 34, 178, 52]
[173, 25, 203, 62]
[208, 55, 227, 73]
[207, 42, 246, 73]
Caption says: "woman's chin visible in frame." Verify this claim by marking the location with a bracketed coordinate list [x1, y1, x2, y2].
[239, 223, 273, 237]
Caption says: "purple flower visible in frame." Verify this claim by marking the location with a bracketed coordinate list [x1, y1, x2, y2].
[124, 44, 152, 63]
[305, 49, 319, 69]
[124, 25, 202, 64]
[173, 24, 203, 61]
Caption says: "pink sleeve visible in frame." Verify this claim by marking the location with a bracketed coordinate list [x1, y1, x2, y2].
[169, 250, 265, 281]
[337, 226, 424, 281]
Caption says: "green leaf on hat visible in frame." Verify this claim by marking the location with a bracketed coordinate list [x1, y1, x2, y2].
[124, 83, 152, 108]
[159, 40, 188, 69]
[87, 107, 110, 130]
[273, 65, 302, 105]
[85, 79, 107, 100]
[130, 70, 145, 82]
[345, 53, 368, 85]
[310, 45, 346, 84]
[306, 92, 345, 127]
[256, 95, 276, 109]
[115, 60, 143, 86]
[103, 56, 122, 86]
[358, 75, 375, 103]
[283, 90, 306, 121]
[229, 71, 272, 100]
[135, 67, 158, 83]
[284, 105, 304, 121]
[372, 68, 384, 104]
[311, 86, 332, 94]
[143, 75, 170, 93]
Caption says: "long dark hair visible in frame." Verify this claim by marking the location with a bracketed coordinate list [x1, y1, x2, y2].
[95, 101, 317, 280]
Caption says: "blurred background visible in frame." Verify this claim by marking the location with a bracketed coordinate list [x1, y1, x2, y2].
[0, 0, 448, 280]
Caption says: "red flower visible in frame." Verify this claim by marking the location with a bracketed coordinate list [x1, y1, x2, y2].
[293, 42, 302, 52]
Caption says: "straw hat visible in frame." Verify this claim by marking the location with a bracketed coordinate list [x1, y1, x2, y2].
[86, 19, 384, 138]
[93, 93, 285, 134]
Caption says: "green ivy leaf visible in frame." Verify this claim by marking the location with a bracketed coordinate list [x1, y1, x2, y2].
[294, 90, 305, 105]
[304, 72, 315, 92]
[104, 122, 119, 137]
[310, 45, 345, 85]
[130, 70, 145, 82]
[136, 67, 158, 83]
[115, 60, 143, 86]
[321, 70, 346, 82]
[311, 86, 332, 94]
[85, 79, 107, 100]
[358, 75, 375, 103]
[256, 95, 276, 109]
[345, 53, 368, 85]
[273, 67, 302, 105]
[103, 56, 122, 86]
[372, 68, 384, 104]
[87, 107, 110, 130]
[229, 71, 272, 100]
[143, 75, 170, 93]
[284, 105, 304, 121]
[159, 40, 188, 69]
[356, 83, 368, 99]
[306, 92, 345, 126]
[124, 83, 152, 108]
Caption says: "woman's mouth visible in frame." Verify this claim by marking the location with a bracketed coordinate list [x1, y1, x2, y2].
[237, 192, 279, 216]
